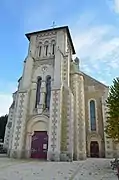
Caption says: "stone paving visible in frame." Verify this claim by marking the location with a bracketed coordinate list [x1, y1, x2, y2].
[73, 158, 117, 180]
[0, 157, 117, 180]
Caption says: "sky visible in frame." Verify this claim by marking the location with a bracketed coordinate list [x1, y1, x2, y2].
[0, 0, 119, 115]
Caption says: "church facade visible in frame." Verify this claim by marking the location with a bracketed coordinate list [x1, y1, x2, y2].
[4, 26, 118, 161]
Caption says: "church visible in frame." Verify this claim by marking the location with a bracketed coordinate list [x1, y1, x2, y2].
[4, 26, 119, 161]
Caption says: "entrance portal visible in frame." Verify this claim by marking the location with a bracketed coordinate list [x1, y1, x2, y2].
[90, 141, 99, 158]
[31, 131, 48, 159]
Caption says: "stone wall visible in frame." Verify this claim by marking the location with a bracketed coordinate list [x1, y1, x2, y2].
[83, 73, 108, 158]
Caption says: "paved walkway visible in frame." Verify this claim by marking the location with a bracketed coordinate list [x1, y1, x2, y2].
[0, 157, 117, 180]
[72, 158, 117, 180]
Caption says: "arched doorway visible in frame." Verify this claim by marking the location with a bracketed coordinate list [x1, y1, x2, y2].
[31, 131, 48, 159]
[90, 141, 99, 158]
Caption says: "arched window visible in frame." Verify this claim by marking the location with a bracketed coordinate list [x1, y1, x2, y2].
[90, 100, 96, 131]
[37, 42, 42, 57]
[39, 45, 42, 57]
[35, 76, 42, 108]
[51, 40, 56, 55]
[45, 75, 51, 110]
[44, 41, 49, 56]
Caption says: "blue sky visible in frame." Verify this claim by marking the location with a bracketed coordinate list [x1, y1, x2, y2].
[0, 0, 119, 115]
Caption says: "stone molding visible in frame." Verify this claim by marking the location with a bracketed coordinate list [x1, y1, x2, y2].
[36, 31, 57, 39]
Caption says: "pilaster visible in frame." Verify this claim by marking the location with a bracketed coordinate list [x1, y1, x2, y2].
[3, 108, 13, 150]
[78, 74, 86, 160]
[71, 73, 86, 160]
[47, 89, 62, 161]
[10, 91, 29, 158]
[71, 74, 80, 160]
[7, 92, 19, 157]
[65, 88, 74, 161]
[60, 85, 74, 161]
[25, 132, 32, 158]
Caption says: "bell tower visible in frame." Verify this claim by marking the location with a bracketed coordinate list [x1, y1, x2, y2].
[26, 26, 76, 161]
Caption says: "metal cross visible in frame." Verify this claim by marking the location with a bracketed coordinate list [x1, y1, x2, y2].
[51, 21, 56, 28]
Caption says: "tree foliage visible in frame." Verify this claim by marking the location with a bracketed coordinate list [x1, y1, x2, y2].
[0, 115, 8, 142]
[105, 77, 119, 141]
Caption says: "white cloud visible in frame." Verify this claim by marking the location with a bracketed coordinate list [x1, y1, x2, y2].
[106, 0, 119, 13]
[113, 0, 119, 13]
[73, 25, 114, 59]
[71, 14, 119, 85]
[73, 24, 119, 62]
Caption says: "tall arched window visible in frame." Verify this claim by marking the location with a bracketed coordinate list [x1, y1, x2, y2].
[39, 45, 42, 57]
[44, 41, 49, 56]
[37, 42, 42, 57]
[45, 75, 51, 110]
[51, 40, 56, 55]
[35, 76, 42, 108]
[90, 100, 96, 131]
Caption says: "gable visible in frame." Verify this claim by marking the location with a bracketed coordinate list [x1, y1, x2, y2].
[81, 71, 109, 92]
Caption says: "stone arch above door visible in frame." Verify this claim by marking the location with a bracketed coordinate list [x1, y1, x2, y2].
[27, 115, 49, 134]
[87, 133, 102, 157]
[25, 115, 49, 158]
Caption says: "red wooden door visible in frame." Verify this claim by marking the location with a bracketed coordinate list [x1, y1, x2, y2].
[90, 141, 99, 158]
[31, 131, 48, 159]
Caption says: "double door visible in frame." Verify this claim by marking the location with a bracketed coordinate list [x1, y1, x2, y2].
[90, 141, 99, 158]
[31, 131, 48, 159]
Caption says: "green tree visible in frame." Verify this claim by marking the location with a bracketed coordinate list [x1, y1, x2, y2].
[0, 115, 8, 142]
[105, 77, 119, 141]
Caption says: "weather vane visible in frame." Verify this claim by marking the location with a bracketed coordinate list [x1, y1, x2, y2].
[51, 21, 56, 28]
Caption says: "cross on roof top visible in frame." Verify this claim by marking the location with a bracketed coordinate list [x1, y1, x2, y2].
[51, 21, 56, 28]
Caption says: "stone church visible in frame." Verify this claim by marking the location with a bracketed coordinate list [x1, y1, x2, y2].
[4, 26, 118, 161]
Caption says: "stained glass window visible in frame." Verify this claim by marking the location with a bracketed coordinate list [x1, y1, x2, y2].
[90, 100, 96, 131]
